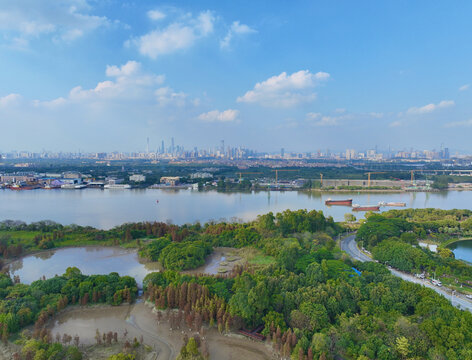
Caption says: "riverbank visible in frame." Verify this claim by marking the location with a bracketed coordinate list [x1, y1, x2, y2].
[440, 237, 472, 248]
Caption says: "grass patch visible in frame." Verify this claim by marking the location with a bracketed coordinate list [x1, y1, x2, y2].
[237, 247, 276, 266]
[249, 254, 276, 265]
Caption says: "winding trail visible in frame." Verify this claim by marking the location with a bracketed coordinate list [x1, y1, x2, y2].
[341, 235, 472, 312]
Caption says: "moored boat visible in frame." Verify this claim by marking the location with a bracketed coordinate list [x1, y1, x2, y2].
[325, 198, 353, 206]
[378, 201, 406, 207]
[352, 204, 380, 211]
[10, 183, 40, 190]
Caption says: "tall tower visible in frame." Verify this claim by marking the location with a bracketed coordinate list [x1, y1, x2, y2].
[161, 140, 165, 154]
[146, 137, 149, 154]
[171, 137, 175, 153]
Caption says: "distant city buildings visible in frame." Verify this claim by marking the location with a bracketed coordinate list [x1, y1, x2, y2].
[129, 174, 146, 182]
[0, 139, 460, 165]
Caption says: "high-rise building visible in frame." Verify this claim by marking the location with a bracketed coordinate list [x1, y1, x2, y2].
[345, 149, 356, 160]
[281, 148, 285, 158]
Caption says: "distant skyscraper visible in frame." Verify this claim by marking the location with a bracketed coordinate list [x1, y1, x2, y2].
[161, 140, 164, 153]
[146, 137, 149, 153]
[281, 148, 285, 158]
[171, 137, 175, 153]
[221, 140, 225, 154]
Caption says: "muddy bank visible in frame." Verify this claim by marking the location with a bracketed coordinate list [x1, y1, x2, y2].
[183, 247, 244, 276]
[49, 302, 272, 360]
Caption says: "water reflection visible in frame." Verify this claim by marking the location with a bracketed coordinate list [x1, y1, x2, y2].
[449, 240, 472, 263]
[7, 247, 160, 286]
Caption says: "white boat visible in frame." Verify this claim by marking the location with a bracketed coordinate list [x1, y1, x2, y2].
[104, 184, 131, 189]
[61, 184, 86, 189]
[378, 201, 406, 207]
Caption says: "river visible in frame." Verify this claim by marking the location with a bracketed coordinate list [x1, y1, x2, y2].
[0, 188, 467, 229]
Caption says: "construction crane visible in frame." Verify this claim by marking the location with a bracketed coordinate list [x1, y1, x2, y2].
[237, 172, 262, 182]
[365, 172, 387, 187]
[272, 169, 299, 187]
[409, 169, 423, 185]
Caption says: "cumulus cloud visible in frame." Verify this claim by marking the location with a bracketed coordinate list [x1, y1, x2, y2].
[198, 109, 239, 122]
[459, 84, 470, 91]
[445, 119, 472, 128]
[406, 100, 454, 115]
[305, 112, 321, 121]
[305, 111, 355, 127]
[220, 21, 256, 49]
[0, 0, 110, 45]
[237, 70, 330, 107]
[313, 116, 339, 126]
[69, 61, 165, 102]
[129, 11, 215, 59]
[147, 10, 166, 21]
[0, 93, 22, 107]
[0, 61, 194, 111]
[389, 120, 402, 127]
[155, 87, 187, 107]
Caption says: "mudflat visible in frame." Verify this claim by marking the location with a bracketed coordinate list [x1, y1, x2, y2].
[50, 302, 272, 360]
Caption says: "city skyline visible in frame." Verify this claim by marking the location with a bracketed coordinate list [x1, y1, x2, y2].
[0, 139, 457, 161]
[1, 1, 472, 151]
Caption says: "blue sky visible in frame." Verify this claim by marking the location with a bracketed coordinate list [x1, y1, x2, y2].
[1, 0, 472, 153]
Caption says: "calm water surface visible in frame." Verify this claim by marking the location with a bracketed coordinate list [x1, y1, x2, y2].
[449, 240, 472, 263]
[0, 188, 466, 228]
[7, 247, 161, 286]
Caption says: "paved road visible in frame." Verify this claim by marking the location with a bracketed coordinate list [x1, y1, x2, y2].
[341, 235, 472, 312]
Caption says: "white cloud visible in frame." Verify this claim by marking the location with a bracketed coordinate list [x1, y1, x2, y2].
[198, 109, 239, 122]
[147, 10, 166, 21]
[305, 110, 362, 127]
[459, 84, 470, 92]
[0, 0, 110, 45]
[0, 93, 21, 107]
[237, 70, 330, 107]
[129, 11, 215, 59]
[69, 60, 165, 102]
[305, 112, 321, 121]
[369, 112, 384, 119]
[389, 120, 402, 127]
[312, 116, 343, 127]
[406, 100, 454, 115]
[220, 21, 256, 49]
[155, 87, 188, 107]
[445, 119, 472, 128]
[106, 61, 141, 77]
[0, 61, 190, 112]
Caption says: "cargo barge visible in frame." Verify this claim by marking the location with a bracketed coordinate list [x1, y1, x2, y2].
[325, 198, 353, 206]
[352, 204, 380, 211]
